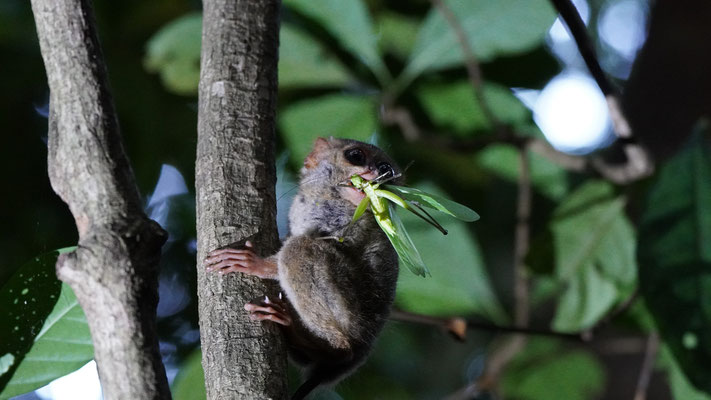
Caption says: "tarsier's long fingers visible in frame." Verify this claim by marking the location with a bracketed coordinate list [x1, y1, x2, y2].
[205, 241, 277, 278]
[245, 295, 292, 326]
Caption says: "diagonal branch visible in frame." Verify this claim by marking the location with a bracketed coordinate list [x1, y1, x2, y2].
[549, 0, 654, 181]
[430, 0, 501, 131]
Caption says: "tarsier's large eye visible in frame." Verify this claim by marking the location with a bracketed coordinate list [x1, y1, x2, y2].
[344, 148, 366, 166]
[377, 161, 394, 178]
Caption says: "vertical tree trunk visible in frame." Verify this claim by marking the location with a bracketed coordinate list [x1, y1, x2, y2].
[195, 0, 287, 399]
[30, 0, 171, 399]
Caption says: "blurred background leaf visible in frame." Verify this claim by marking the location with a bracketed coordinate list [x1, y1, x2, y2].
[549, 181, 637, 332]
[144, 12, 201, 96]
[400, 0, 556, 87]
[500, 338, 605, 400]
[395, 183, 507, 324]
[638, 122, 711, 394]
[279, 94, 377, 169]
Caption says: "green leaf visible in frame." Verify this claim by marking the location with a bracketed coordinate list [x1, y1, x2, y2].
[280, 23, 353, 89]
[638, 123, 711, 394]
[0, 284, 93, 399]
[144, 12, 201, 96]
[416, 81, 530, 135]
[550, 181, 637, 332]
[284, 0, 390, 84]
[658, 345, 711, 400]
[278, 94, 377, 169]
[385, 185, 480, 222]
[0, 249, 69, 394]
[376, 12, 420, 59]
[395, 183, 505, 323]
[172, 348, 206, 400]
[500, 338, 605, 400]
[476, 144, 569, 201]
[401, 0, 556, 86]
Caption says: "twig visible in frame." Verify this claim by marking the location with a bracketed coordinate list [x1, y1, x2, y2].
[391, 309, 582, 341]
[429, 0, 502, 131]
[390, 290, 639, 342]
[633, 333, 660, 400]
[549, 0, 654, 181]
[549, 0, 613, 95]
[513, 147, 532, 326]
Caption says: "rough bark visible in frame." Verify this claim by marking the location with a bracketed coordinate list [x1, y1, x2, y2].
[195, 0, 287, 399]
[29, 0, 170, 399]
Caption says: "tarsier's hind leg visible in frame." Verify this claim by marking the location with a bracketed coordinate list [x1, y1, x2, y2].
[277, 236, 357, 350]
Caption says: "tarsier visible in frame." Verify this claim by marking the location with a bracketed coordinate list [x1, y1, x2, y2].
[206, 137, 401, 399]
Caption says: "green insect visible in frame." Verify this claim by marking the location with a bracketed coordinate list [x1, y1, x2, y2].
[348, 173, 479, 277]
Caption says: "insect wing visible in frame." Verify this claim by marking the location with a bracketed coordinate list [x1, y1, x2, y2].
[381, 203, 430, 277]
[385, 185, 480, 222]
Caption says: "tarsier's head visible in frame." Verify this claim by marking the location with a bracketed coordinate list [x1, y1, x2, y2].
[302, 137, 403, 206]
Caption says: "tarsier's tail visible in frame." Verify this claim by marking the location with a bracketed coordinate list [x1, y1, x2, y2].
[290, 376, 321, 400]
[290, 362, 357, 400]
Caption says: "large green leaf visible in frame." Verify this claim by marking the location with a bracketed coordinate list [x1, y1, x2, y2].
[280, 23, 353, 89]
[416, 81, 530, 135]
[0, 284, 93, 399]
[401, 0, 556, 86]
[638, 124, 711, 394]
[376, 12, 420, 60]
[284, 0, 390, 84]
[395, 183, 506, 324]
[144, 12, 202, 96]
[0, 250, 64, 393]
[500, 338, 605, 400]
[278, 94, 377, 169]
[550, 181, 637, 332]
[0, 249, 93, 399]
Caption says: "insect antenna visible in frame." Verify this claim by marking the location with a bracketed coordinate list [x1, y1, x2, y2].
[408, 201, 448, 235]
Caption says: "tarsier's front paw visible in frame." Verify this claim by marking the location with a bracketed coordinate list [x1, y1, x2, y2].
[205, 241, 278, 279]
[245, 293, 292, 326]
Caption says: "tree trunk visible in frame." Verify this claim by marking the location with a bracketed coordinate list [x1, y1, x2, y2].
[29, 0, 171, 399]
[195, 0, 287, 399]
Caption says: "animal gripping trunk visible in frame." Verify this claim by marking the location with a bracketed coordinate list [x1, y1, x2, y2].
[195, 0, 287, 398]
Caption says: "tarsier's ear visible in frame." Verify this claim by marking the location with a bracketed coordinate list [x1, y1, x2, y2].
[304, 137, 330, 169]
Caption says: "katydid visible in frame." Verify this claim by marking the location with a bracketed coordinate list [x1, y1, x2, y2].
[348, 173, 479, 277]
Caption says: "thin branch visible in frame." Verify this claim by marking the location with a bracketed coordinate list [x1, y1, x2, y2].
[550, 0, 654, 181]
[549, 0, 614, 96]
[391, 290, 640, 343]
[391, 309, 581, 341]
[633, 333, 660, 400]
[513, 147, 532, 326]
[429, 0, 502, 131]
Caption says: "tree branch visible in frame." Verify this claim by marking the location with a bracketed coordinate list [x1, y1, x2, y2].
[430, 0, 501, 130]
[549, 0, 654, 182]
[30, 0, 170, 398]
[391, 290, 640, 343]
[633, 333, 660, 400]
[196, 0, 287, 398]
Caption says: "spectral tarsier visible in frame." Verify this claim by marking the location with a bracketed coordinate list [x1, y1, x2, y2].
[205, 137, 401, 399]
